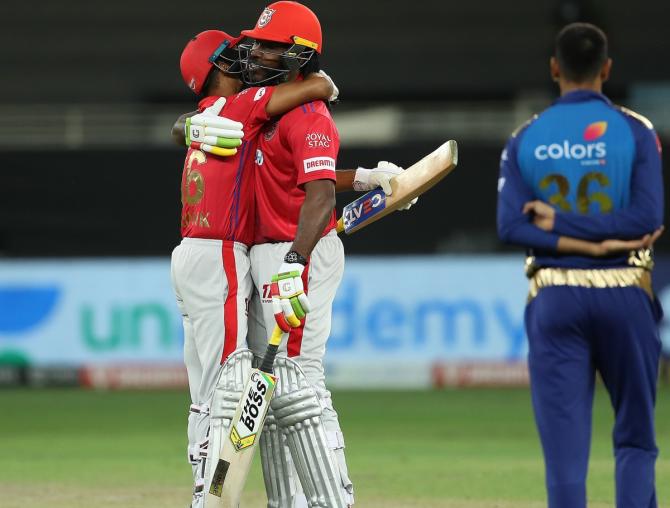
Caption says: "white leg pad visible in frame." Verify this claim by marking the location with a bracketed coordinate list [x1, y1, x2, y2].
[271, 357, 348, 508]
[260, 409, 306, 508]
[326, 431, 354, 506]
[188, 403, 210, 508]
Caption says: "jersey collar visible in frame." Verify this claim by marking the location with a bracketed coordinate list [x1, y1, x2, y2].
[553, 90, 612, 106]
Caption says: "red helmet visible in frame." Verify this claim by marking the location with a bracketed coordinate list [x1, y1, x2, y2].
[241, 1, 322, 54]
[180, 30, 242, 94]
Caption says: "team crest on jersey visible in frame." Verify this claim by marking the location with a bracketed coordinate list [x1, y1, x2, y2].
[257, 7, 275, 28]
[254, 87, 267, 102]
[264, 121, 278, 141]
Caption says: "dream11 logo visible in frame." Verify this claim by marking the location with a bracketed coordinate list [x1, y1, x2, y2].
[534, 121, 608, 166]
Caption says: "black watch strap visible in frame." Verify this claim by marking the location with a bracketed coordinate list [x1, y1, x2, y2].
[284, 250, 308, 266]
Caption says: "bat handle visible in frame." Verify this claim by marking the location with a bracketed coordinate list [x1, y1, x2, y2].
[336, 217, 345, 234]
[260, 325, 284, 374]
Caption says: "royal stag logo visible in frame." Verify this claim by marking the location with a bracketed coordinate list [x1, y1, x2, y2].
[257, 8, 276, 28]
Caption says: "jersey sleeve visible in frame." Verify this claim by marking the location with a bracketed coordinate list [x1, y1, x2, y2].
[552, 120, 664, 240]
[497, 134, 561, 250]
[285, 108, 338, 186]
[231, 86, 276, 133]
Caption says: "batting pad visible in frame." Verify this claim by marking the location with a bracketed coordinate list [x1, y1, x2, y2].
[271, 356, 349, 508]
[206, 349, 254, 499]
[260, 409, 306, 508]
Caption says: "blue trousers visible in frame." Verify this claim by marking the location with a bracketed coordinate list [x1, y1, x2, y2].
[525, 285, 662, 508]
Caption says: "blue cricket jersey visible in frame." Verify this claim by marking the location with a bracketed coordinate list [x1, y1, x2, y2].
[497, 90, 664, 269]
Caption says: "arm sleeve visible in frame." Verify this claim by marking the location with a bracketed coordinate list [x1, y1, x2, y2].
[496, 136, 561, 250]
[552, 123, 664, 240]
[286, 109, 338, 186]
[235, 86, 276, 130]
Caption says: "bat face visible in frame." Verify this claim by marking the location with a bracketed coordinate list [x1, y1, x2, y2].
[230, 370, 277, 451]
[208, 368, 277, 498]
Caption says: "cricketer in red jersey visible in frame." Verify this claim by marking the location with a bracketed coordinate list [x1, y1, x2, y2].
[170, 28, 338, 508]
[239, 2, 355, 506]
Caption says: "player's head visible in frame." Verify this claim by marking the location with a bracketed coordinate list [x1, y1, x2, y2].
[551, 22, 611, 85]
[238, 1, 321, 86]
[180, 30, 243, 96]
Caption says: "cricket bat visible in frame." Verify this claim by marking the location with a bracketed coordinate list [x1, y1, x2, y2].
[337, 139, 458, 234]
[207, 325, 284, 507]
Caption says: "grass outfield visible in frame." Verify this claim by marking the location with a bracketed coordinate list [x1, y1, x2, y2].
[0, 386, 668, 508]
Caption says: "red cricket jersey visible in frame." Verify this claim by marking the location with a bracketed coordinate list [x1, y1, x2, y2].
[254, 101, 339, 244]
[180, 87, 275, 245]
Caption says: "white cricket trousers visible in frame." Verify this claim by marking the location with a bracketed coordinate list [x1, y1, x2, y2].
[248, 230, 345, 431]
[170, 238, 252, 442]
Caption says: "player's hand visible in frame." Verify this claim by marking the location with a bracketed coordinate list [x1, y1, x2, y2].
[270, 261, 310, 332]
[523, 200, 555, 231]
[596, 226, 664, 256]
[354, 161, 418, 210]
[316, 70, 339, 102]
[186, 97, 244, 157]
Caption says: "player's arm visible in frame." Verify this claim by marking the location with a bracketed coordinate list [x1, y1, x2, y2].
[172, 111, 197, 146]
[335, 170, 355, 192]
[269, 178, 335, 331]
[269, 113, 340, 331]
[530, 123, 664, 240]
[292, 180, 336, 258]
[496, 137, 561, 250]
[556, 231, 661, 257]
[265, 72, 336, 117]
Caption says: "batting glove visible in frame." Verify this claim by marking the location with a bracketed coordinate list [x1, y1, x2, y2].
[353, 161, 418, 210]
[317, 70, 339, 103]
[186, 97, 244, 157]
[270, 256, 310, 332]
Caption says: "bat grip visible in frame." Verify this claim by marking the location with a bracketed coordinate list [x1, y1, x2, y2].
[260, 325, 284, 374]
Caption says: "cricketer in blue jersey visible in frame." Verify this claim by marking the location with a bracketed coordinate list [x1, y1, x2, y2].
[497, 23, 664, 508]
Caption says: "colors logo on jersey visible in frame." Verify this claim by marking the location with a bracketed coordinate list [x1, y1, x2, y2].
[583, 121, 607, 141]
[534, 120, 607, 166]
[257, 7, 275, 28]
[303, 157, 335, 173]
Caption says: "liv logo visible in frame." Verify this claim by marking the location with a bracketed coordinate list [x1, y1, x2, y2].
[0, 286, 60, 335]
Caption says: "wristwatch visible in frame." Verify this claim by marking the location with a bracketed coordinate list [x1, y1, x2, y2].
[284, 250, 308, 266]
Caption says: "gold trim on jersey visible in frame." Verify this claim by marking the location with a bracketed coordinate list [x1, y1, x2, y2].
[527, 266, 653, 303]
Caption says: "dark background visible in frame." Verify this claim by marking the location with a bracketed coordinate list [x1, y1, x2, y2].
[1, 0, 668, 257]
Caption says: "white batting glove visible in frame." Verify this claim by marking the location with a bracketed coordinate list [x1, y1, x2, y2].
[317, 70, 339, 102]
[354, 160, 403, 193]
[270, 261, 310, 332]
[186, 97, 245, 157]
[353, 161, 418, 210]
